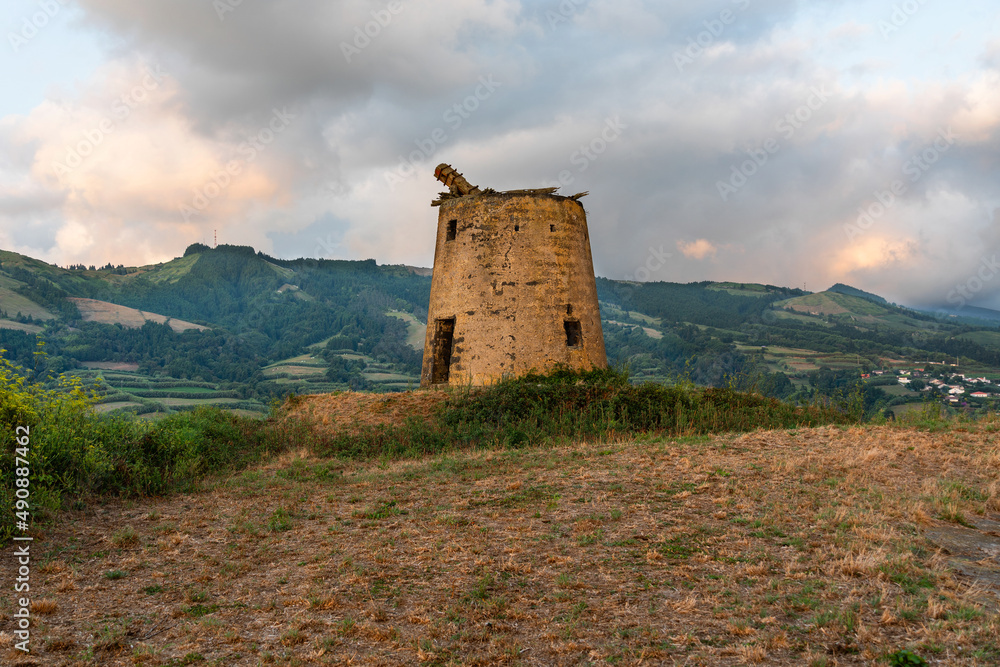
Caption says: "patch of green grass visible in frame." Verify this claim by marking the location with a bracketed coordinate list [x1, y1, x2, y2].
[468, 574, 495, 603]
[353, 500, 405, 520]
[656, 534, 701, 560]
[187, 590, 210, 603]
[879, 561, 935, 595]
[110, 525, 139, 547]
[103, 569, 127, 580]
[886, 648, 928, 666]
[267, 507, 293, 532]
[337, 616, 356, 635]
[476, 484, 557, 508]
[555, 572, 575, 588]
[182, 604, 219, 618]
[946, 605, 983, 621]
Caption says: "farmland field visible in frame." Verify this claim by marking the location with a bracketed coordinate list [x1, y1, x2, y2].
[21, 418, 1000, 666]
[387, 310, 427, 349]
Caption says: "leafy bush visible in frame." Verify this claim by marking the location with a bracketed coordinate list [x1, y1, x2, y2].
[1, 353, 305, 542]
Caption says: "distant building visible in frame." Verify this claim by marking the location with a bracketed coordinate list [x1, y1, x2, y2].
[971, 391, 989, 398]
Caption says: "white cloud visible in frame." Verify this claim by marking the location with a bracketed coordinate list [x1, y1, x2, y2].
[677, 239, 717, 260]
[1, 0, 998, 312]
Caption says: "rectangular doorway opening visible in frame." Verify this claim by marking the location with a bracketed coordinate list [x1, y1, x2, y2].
[564, 320, 582, 347]
[432, 318, 456, 383]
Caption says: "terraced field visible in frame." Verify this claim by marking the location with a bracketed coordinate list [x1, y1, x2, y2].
[265, 350, 420, 394]
[70, 369, 268, 417]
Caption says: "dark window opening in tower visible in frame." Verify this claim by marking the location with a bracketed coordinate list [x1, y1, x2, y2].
[550, 224, 555, 232]
[564, 320, 582, 347]
[514, 224, 520, 232]
[446, 220, 457, 241]
[432, 318, 456, 383]
[566, 304, 573, 316]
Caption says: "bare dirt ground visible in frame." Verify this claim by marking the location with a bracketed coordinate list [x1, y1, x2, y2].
[4, 421, 1000, 666]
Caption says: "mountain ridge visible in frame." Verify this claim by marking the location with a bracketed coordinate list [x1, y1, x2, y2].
[3, 243, 1000, 419]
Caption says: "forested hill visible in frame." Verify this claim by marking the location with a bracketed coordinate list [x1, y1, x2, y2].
[0, 245, 431, 394]
[2, 244, 1000, 417]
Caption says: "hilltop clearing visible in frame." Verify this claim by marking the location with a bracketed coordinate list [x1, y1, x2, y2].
[11, 421, 999, 666]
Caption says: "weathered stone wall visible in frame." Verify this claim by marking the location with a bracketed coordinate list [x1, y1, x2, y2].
[420, 192, 607, 387]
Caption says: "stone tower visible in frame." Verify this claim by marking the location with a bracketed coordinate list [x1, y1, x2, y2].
[420, 164, 607, 387]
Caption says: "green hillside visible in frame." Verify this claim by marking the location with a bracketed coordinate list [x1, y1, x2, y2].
[959, 330, 1000, 350]
[773, 291, 943, 332]
[827, 282, 889, 305]
[0, 244, 432, 413]
[3, 244, 1000, 419]
[776, 291, 890, 317]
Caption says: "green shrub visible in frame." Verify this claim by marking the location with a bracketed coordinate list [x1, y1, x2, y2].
[314, 366, 851, 460]
[0, 359, 851, 542]
[1, 352, 306, 542]
[887, 648, 927, 666]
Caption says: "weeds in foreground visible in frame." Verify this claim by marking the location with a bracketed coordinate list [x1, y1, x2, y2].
[0, 362, 987, 544]
[0, 352, 315, 541]
[312, 367, 853, 460]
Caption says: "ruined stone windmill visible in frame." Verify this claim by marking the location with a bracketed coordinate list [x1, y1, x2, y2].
[420, 164, 607, 387]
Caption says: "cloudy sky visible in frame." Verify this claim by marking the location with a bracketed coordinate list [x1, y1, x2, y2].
[2, 0, 998, 310]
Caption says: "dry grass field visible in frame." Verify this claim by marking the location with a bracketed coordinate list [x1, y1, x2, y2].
[68, 298, 207, 333]
[5, 416, 999, 666]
